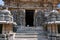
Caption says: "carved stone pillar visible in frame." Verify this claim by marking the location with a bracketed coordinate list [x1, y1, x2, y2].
[19, 9, 25, 26]
[35, 9, 44, 26]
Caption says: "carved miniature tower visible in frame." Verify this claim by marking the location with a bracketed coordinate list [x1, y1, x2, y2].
[0, 7, 16, 35]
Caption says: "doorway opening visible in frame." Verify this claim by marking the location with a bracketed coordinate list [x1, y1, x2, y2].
[0, 24, 2, 34]
[25, 10, 34, 27]
[57, 24, 60, 33]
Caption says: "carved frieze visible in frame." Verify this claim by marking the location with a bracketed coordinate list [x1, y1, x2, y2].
[20, 0, 40, 2]
[8, 3, 41, 9]
[19, 3, 40, 8]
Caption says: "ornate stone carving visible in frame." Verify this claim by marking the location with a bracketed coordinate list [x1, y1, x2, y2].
[19, 9, 25, 26]
[11, 9, 25, 26]
[35, 10, 44, 26]
[20, 0, 40, 2]
[19, 3, 40, 8]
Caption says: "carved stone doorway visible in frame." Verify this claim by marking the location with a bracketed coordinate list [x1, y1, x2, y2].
[25, 10, 34, 27]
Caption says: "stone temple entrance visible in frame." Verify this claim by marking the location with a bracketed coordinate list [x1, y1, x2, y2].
[25, 10, 34, 27]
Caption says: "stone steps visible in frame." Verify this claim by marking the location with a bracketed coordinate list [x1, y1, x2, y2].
[14, 33, 48, 40]
[14, 26, 48, 40]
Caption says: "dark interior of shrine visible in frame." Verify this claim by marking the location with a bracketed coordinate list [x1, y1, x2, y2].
[25, 10, 34, 27]
[0, 24, 2, 34]
[58, 24, 60, 33]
